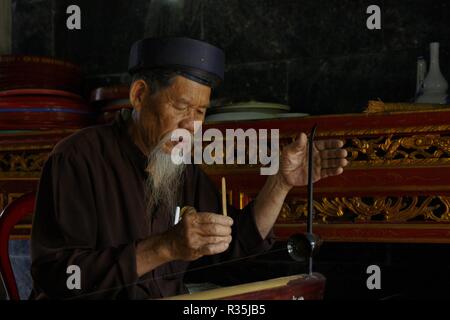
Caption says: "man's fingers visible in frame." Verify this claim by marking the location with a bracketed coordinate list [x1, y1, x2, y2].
[198, 223, 232, 236]
[319, 148, 348, 160]
[186, 235, 231, 251]
[203, 235, 232, 245]
[320, 167, 344, 179]
[186, 236, 231, 258]
[181, 206, 197, 217]
[290, 132, 308, 151]
[320, 158, 349, 169]
[196, 212, 234, 226]
[200, 242, 230, 256]
[315, 139, 344, 150]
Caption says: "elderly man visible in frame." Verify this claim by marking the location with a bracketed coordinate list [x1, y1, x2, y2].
[30, 37, 348, 299]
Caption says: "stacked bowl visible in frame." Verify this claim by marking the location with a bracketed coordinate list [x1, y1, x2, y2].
[205, 101, 308, 123]
[90, 85, 131, 124]
[0, 55, 92, 130]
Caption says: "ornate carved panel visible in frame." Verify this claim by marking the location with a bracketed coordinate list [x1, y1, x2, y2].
[279, 196, 450, 223]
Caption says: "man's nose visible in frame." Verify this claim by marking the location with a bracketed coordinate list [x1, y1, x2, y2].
[178, 116, 196, 135]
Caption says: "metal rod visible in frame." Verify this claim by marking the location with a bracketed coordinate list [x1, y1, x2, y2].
[307, 125, 317, 235]
[309, 257, 313, 275]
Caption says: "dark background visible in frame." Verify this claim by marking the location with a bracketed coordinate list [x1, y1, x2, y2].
[5, 0, 450, 300]
[11, 0, 450, 114]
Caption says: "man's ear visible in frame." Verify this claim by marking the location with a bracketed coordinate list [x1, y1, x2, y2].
[129, 79, 150, 112]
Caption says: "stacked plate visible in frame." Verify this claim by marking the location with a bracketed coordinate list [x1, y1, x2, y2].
[0, 89, 93, 130]
[0, 55, 82, 93]
[90, 85, 132, 123]
[205, 101, 308, 122]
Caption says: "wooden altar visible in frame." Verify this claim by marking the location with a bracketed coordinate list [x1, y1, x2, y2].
[2, 105, 450, 243]
[204, 106, 450, 244]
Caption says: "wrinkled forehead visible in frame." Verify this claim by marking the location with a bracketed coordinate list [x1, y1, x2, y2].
[160, 75, 212, 107]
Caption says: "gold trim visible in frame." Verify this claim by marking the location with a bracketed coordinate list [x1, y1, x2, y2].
[219, 185, 450, 196]
[9, 235, 31, 240]
[364, 100, 450, 113]
[201, 162, 450, 173]
[13, 224, 32, 229]
[348, 159, 450, 168]
[0, 175, 41, 180]
[279, 196, 450, 223]
[275, 223, 450, 229]
[0, 145, 54, 152]
[284, 125, 450, 137]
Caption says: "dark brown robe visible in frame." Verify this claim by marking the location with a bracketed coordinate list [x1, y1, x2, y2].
[30, 112, 274, 299]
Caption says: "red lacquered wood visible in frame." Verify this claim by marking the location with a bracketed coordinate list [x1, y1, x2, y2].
[273, 223, 450, 243]
[204, 110, 450, 135]
[0, 112, 94, 130]
[0, 193, 36, 300]
[208, 167, 450, 198]
[0, 89, 82, 100]
[0, 55, 82, 93]
[220, 273, 325, 300]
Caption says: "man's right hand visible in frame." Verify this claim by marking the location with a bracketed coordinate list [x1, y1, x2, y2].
[135, 207, 233, 277]
[166, 207, 233, 261]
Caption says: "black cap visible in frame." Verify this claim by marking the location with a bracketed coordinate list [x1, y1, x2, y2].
[128, 37, 225, 87]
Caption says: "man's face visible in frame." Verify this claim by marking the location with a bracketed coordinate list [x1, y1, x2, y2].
[131, 75, 211, 154]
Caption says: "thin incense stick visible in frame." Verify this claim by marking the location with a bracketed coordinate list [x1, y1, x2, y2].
[221, 177, 227, 216]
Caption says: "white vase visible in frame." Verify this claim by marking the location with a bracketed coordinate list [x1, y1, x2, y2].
[416, 42, 448, 104]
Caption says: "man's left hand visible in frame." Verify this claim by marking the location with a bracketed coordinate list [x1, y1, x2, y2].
[277, 132, 348, 190]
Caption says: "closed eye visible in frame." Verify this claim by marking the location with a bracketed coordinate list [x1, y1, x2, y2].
[174, 103, 188, 111]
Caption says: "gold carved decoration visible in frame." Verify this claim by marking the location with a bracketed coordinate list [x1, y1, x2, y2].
[346, 134, 450, 168]
[364, 100, 449, 113]
[279, 196, 450, 223]
[202, 132, 450, 172]
[0, 151, 48, 176]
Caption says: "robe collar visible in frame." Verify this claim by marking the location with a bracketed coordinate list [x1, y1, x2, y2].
[113, 109, 148, 175]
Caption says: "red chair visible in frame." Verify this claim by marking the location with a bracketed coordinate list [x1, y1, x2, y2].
[0, 193, 35, 300]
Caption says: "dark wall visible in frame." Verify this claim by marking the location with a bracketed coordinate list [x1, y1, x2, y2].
[11, 0, 450, 115]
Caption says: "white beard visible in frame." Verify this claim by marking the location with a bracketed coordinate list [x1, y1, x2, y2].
[144, 135, 186, 227]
